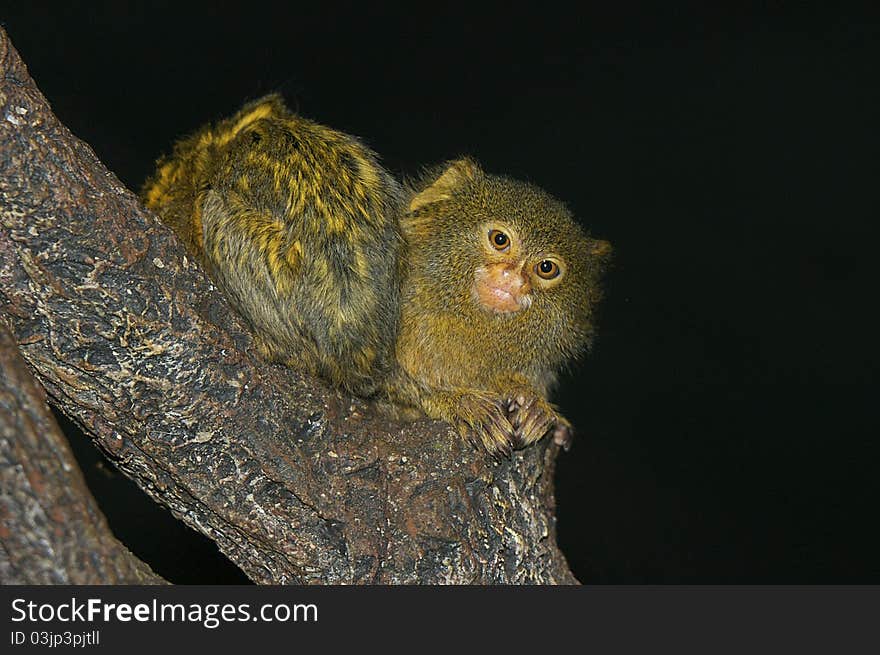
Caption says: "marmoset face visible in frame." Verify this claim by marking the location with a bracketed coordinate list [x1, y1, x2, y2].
[404, 159, 610, 369]
[472, 221, 570, 315]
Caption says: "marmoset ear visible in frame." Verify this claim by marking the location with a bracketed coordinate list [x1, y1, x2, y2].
[589, 239, 612, 261]
[408, 157, 482, 212]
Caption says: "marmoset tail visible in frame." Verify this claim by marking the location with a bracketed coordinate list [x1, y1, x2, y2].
[141, 95, 404, 396]
[384, 158, 610, 457]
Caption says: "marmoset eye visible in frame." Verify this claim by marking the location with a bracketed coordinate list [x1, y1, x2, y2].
[489, 229, 510, 251]
[535, 259, 560, 280]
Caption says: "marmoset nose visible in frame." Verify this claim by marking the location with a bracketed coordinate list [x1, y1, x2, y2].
[495, 263, 528, 293]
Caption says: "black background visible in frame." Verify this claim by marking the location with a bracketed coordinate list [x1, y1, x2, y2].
[2, 4, 877, 583]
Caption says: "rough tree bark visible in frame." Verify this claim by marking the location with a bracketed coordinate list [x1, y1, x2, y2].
[0, 324, 166, 584]
[0, 28, 578, 584]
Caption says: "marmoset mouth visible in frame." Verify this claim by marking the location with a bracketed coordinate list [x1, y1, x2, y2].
[473, 265, 532, 314]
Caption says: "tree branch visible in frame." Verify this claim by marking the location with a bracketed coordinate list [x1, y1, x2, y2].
[0, 28, 577, 584]
[0, 323, 166, 584]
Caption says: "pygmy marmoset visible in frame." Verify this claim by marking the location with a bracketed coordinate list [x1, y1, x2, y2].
[142, 95, 610, 457]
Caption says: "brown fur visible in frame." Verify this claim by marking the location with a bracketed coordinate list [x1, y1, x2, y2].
[384, 158, 610, 455]
[142, 95, 404, 396]
[143, 99, 610, 455]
